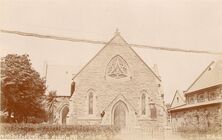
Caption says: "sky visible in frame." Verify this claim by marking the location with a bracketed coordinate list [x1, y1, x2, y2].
[0, 0, 222, 103]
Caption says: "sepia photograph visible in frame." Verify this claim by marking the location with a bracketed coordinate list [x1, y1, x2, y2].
[0, 0, 222, 139]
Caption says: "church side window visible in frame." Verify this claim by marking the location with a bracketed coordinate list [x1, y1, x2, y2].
[89, 92, 93, 115]
[106, 55, 129, 79]
[141, 93, 146, 115]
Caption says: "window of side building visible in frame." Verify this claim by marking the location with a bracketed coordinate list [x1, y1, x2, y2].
[220, 88, 222, 98]
[189, 97, 195, 104]
[208, 91, 216, 101]
[197, 94, 205, 102]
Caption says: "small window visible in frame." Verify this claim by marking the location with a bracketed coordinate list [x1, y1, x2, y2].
[198, 94, 205, 102]
[141, 94, 146, 115]
[89, 92, 93, 115]
[190, 97, 194, 104]
[220, 88, 222, 98]
[209, 92, 216, 101]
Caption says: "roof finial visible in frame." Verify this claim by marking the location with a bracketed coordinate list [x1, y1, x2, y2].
[115, 28, 120, 35]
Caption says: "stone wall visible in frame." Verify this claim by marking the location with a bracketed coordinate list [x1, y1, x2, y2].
[67, 34, 166, 128]
[170, 104, 222, 131]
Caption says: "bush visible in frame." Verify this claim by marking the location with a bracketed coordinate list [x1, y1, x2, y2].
[0, 123, 120, 139]
[177, 125, 222, 139]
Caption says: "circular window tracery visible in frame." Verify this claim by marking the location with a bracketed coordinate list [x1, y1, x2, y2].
[106, 55, 129, 79]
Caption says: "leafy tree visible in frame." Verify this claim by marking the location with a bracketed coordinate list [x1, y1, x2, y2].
[1, 54, 46, 123]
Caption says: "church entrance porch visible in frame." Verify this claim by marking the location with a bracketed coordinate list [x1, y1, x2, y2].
[56, 105, 69, 125]
[112, 101, 128, 129]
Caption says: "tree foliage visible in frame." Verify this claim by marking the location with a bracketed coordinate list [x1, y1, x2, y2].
[1, 54, 47, 123]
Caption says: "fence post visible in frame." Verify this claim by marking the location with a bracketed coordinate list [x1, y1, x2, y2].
[163, 129, 165, 140]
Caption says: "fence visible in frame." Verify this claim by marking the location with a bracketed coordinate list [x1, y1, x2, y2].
[115, 127, 222, 140]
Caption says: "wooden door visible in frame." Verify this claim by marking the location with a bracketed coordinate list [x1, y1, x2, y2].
[114, 101, 127, 129]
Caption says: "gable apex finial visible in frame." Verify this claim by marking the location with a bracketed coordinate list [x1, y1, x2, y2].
[115, 28, 120, 35]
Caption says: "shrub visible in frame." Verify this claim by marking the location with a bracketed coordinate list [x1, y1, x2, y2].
[0, 123, 120, 139]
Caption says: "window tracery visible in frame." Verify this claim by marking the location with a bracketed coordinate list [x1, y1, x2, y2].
[106, 55, 129, 79]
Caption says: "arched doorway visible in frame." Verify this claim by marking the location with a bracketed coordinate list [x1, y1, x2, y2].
[113, 101, 128, 129]
[61, 106, 69, 124]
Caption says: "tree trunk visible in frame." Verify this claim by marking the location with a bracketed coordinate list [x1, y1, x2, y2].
[7, 111, 11, 122]
[14, 112, 18, 123]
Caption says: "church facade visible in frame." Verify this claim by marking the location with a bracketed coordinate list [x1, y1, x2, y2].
[66, 33, 166, 128]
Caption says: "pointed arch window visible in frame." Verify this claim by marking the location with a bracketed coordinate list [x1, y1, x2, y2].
[88, 92, 94, 115]
[141, 93, 146, 115]
[106, 55, 129, 79]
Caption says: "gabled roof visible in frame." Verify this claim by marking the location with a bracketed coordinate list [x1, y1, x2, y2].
[170, 90, 186, 108]
[72, 32, 161, 81]
[185, 60, 222, 93]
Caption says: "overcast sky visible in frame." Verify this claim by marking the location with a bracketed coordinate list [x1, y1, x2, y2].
[0, 0, 222, 103]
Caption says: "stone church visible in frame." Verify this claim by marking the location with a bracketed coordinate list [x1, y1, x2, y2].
[64, 32, 166, 129]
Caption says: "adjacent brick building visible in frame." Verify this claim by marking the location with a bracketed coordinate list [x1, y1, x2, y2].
[169, 60, 222, 130]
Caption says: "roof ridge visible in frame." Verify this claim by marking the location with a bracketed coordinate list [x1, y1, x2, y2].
[170, 90, 186, 108]
[185, 61, 215, 93]
[170, 90, 178, 107]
